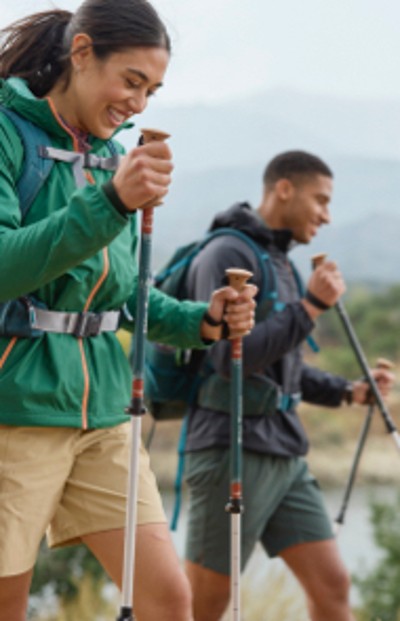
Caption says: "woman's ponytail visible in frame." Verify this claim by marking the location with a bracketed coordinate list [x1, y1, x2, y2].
[0, 10, 72, 96]
[0, 1, 170, 98]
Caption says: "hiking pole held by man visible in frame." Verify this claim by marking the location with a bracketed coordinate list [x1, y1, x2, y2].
[117, 128, 170, 621]
[334, 357, 394, 534]
[312, 253, 400, 453]
[224, 268, 253, 621]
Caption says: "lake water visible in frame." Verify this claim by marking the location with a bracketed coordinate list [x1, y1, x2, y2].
[163, 483, 398, 613]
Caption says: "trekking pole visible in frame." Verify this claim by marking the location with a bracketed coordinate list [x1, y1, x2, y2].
[312, 253, 400, 453]
[224, 267, 253, 621]
[334, 357, 394, 534]
[117, 128, 170, 621]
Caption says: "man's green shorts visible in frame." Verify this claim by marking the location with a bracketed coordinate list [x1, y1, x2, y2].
[184, 449, 334, 575]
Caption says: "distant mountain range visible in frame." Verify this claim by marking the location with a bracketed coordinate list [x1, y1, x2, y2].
[120, 87, 400, 285]
[125, 86, 400, 170]
[291, 212, 400, 285]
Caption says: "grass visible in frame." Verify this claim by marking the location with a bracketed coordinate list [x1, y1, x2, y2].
[239, 555, 310, 621]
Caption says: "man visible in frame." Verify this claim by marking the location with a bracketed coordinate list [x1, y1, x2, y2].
[182, 151, 393, 621]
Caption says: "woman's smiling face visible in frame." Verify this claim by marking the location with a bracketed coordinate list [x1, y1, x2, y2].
[63, 36, 169, 138]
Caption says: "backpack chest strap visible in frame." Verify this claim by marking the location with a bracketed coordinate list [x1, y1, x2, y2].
[38, 146, 120, 188]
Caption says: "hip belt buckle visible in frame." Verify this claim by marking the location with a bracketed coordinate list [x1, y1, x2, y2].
[72, 312, 103, 338]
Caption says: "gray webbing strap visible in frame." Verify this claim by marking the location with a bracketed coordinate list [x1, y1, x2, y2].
[38, 146, 120, 188]
[31, 307, 121, 338]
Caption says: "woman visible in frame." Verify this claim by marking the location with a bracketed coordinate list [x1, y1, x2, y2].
[0, 2, 256, 619]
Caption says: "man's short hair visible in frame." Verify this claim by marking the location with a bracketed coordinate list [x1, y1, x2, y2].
[263, 151, 333, 187]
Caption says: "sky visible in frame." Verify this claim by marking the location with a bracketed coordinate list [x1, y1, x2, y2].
[1, 0, 400, 106]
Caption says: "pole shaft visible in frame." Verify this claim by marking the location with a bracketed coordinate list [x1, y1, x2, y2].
[334, 404, 374, 532]
[335, 300, 399, 447]
[230, 339, 242, 621]
[118, 129, 169, 621]
[231, 338, 243, 488]
[129, 213, 153, 415]
[118, 211, 152, 620]
[230, 513, 241, 621]
[224, 268, 252, 621]
[120, 417, 142, 610]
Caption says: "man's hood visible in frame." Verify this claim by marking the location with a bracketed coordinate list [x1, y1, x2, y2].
[208, 201, 294, 252]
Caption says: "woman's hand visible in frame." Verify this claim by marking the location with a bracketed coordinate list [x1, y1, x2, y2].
[201, 284, 257, 341]
[112, 140, 173, 212]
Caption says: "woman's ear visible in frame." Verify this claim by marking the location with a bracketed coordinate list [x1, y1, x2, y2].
[70, 33, 94, 72]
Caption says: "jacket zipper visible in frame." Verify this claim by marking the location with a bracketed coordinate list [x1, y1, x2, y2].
[0, 337, 18, 370]
[47, 98, 110, 429]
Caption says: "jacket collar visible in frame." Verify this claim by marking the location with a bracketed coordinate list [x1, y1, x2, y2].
[209, 202, 294, 253]
[0, 77, 132, 148]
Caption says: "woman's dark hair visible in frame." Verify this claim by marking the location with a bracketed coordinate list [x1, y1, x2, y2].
[263, 150, 333, 187]
[0, 0, 170, 97]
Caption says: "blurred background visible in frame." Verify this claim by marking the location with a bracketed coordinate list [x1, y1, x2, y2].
[3, 1, 400, 619]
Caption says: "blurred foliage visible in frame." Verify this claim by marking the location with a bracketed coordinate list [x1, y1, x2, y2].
[117, 328, 132, 357]
[311, 284, 400, 377]
[29, 540, 113, 620]
[354, 493, 400, 621]
[241, 559, 309, 621]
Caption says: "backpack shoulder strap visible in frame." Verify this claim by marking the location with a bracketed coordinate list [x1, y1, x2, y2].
[0, 105, 54, 219]
[204, 227, 278, 305]
[154, 240, 202, 289]
[154, 226, 279, 308]
[289, 258, 320, 353]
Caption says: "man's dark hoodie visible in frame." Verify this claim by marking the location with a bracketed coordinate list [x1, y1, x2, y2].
[185, 202, 347, 457]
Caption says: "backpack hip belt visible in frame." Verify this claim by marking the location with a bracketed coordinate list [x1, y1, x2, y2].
[0, 297, 121, 339]
[31, 306, 121, 338]
[197, 371, 302, 416]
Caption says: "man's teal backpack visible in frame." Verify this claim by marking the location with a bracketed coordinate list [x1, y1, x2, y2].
[142, 225, 319, 529]
[143, 226, 318, 421]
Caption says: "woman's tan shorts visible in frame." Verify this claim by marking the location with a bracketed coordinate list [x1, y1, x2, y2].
[0, 422, 166, 577]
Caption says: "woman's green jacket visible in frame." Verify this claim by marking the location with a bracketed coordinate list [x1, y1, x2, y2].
[0, 78, 207, 429]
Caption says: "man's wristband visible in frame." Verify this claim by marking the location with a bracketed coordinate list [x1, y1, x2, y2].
[305, 289, 331, 311]
[343, 382, 354, 405]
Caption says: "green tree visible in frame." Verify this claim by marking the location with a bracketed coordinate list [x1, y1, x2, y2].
[313, 283, 400, 377]
[354, 493, 400, 621]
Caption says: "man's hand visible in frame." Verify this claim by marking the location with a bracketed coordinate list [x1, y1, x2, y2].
[351, 366, 396, 405]
[302, 261, 346, 320]
[201, 284, 257, 341]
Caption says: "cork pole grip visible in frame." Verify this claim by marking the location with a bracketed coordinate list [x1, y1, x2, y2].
[376, 358, 393, 371]
[140, 128, 171, 144]
[225, 268, 253, 293]
[138, 127, 171, 224]
[311, 252, 328, 270]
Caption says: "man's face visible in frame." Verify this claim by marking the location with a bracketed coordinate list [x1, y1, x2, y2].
[281, 174, 333, 244]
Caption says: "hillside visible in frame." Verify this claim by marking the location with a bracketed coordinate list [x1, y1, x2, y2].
[123, 87, 400, 171]
[119, 87, 400, 284]
[149, 166, 400, 284]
